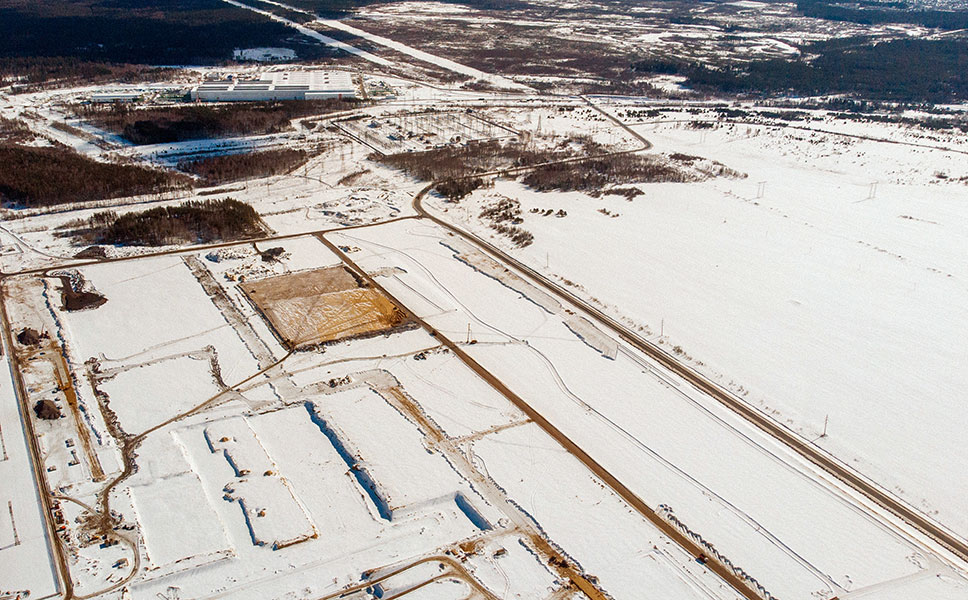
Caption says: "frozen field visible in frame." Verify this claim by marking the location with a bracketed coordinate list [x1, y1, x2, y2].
[0, 349, 60, 598]
[331, 218, 968, 599]
[424, 113, 968, 544]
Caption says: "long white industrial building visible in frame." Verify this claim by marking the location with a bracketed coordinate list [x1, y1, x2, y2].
[190, 71, 357, 102]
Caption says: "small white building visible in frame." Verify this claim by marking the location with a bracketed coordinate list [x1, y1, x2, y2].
[190, 71, 357, 102]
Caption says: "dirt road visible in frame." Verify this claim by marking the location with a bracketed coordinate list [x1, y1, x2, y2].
[316, 233, 766, 600]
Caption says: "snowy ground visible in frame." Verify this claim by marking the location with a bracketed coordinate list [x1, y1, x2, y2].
[331, 218, 968, 600]
[0, 347, 60, 598]
[2, 15, 968, 595]
[424, 107, 968, 547]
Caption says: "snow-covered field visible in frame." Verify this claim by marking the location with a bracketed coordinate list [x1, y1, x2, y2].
[0, 349, 60, 598]
[2, 10, 968, 594]
[424, 108, 968, 547]
[332, 218, 968, 599]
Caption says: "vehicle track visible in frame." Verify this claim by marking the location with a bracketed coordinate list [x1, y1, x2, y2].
[0, 280, 72, 599]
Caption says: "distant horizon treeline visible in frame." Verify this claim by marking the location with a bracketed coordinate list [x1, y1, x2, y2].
[0, 0, 348, 87]
[797, 0, 968, 29]
[0, 0, 299, 65]
[633, 38, 968, 103]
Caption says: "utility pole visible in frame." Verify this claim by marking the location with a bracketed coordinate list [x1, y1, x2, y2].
[867, 182, 877, 200]
[756, 181, 766, 199]
[821, 415, 829, 438]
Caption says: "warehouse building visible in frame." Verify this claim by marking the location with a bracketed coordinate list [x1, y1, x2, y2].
[90, 92, 143, 103]
[190, 71, 357, 102]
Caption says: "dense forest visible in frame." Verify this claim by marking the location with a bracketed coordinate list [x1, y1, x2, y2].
[797, 0, 968, 29]
[77, 99, 357, 145]
[634, 38, 968, 102]
[0, 0, 342, 86]
[179, 148, 311, 185]
[0, 116, 30, 142]
[86, 198, 263, 246]
[0, 0, 308, 64]
[0, 143, 190, 207]
[0, 57, 176, 89]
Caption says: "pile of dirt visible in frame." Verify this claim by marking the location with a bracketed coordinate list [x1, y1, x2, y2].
[16, 327, 47, 346]
[260, 247, 286, 263]
[240, 266, 404, 348]
[74, 246, 107, 259]
[55, 273, 107, 311]
[34, 399, 62, 420]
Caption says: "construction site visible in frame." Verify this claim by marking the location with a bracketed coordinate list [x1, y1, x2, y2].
[1, 0, 968, 598]
[334, 110, 516, 155]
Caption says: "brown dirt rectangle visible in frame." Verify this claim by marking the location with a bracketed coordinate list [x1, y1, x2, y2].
[240, 265, 359, 304]
[241, 266, 403, 348]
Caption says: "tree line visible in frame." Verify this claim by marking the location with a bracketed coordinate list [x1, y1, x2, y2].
[0, 142, 190, 208]
[85, 198, 263, 246]
[179, 148, 312, 185]
[633, 38, 968, 103]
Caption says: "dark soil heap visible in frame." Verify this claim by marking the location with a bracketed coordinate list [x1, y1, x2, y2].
[34, 399, 62, 420]
[16, 327, 46, 345]
[74, 246, 107, 259]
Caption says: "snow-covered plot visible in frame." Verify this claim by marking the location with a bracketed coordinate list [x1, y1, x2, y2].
[307, 387, 477, 519]
[98, 353, 223, 435]
[61, 255, 260, 384]
[473, 424, 740, 600]
[129, 472, 232, 571]
[255, 235, 333, 272]
[222, 476, 318, 549]
[389, 348, 526, 439]
[0, 351, 60, 599]
[427, 112, 968, 543]
[332, 218, 968, 599]
[207, 417, 318, 549]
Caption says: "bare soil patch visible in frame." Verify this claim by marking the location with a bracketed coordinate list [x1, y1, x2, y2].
[56, 274, 107, 311]
[241, 266, 404, 348]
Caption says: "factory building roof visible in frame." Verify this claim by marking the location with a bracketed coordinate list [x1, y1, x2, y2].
[191, 71, 357, 102]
